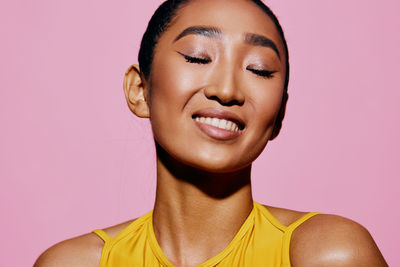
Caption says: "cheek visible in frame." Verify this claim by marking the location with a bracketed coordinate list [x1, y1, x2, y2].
[147, 55, 198, 147]
[149, 55, 199, 111]
[242, 79, 284, 153]
[248, 79, 284, 127]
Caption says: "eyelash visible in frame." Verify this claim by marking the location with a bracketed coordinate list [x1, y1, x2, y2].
[246, 67, 276, 79]
[179, 53, 211, 64]
[178, 53, 275, 79]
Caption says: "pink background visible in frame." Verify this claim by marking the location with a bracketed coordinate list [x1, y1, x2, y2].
[1, 0, 399, 266]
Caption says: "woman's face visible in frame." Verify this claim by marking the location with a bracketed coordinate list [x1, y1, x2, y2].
[147, 0, 287, 173]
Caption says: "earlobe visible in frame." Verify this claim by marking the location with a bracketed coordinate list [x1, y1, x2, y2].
[123, 64, 150, 118]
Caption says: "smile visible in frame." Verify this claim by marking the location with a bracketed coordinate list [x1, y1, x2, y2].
[192, 109, 245, 141]
[194, 117, 240, 132]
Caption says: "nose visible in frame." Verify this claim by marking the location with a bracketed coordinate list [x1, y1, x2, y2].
[203, 65, 245, 106]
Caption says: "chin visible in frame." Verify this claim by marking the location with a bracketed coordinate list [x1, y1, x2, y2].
[179, 152, 252, 174]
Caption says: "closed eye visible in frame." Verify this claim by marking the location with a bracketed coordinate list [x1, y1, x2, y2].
[178, 52, 211, 64]
[246, 67, 276, 79]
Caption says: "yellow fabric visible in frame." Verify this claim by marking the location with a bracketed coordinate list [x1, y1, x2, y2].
[93, 202, 320, 267]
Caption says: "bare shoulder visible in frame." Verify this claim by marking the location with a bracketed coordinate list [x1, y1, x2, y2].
[290, 214, 388, 267]
[34, 232, 104, 267]
[34, 219, 135, 267]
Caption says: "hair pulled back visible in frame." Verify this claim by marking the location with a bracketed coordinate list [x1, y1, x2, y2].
[138, 0, 289, 139]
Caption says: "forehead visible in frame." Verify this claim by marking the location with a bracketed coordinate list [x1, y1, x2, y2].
[161, 0, 284, 52]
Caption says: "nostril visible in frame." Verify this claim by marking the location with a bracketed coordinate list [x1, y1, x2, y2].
[207, 95, 244, 107]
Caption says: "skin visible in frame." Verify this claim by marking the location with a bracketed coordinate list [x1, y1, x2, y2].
[34, 0, 387, 266]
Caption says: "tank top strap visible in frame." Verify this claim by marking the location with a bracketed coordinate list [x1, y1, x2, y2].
[93, 229, 112, 243]
[281, 212, 321, 266]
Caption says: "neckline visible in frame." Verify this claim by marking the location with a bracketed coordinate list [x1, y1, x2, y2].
[147, 202, 256, 267]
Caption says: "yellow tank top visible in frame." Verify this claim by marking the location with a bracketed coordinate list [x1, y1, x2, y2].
[93, 202, 319, 267]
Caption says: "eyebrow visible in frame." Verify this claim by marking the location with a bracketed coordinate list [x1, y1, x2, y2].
[174, 26, 281, 60]
[174, 26, 222, 42]
[244, 33, 280, 59]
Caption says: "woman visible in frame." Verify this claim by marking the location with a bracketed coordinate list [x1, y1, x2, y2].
[35, 0, 387, 266]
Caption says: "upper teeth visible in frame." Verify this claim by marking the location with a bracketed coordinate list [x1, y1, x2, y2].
[194, 117, 240, 132]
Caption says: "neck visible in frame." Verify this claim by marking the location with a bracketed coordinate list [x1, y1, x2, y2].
[152, 144, 253, 266]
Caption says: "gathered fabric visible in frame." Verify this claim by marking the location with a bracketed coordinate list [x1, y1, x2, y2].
[93, 202, 319, 267]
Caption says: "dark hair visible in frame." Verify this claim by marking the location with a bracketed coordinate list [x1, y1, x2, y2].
[139, 0, 289, 88]
[138, 0, 289, 139]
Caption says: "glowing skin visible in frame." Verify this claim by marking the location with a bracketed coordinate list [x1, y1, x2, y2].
[33, 1, 388, 266]
[148, 0, 286, 173]
[143, 1, 287, 264]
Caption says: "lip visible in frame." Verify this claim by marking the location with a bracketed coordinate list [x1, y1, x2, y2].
[192, 108, 245, 129]
[192, 108, 245, 141]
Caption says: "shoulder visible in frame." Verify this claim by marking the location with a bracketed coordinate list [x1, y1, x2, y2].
[289, 214, 388, 267]
[34, 232, 103, 267]
[34, 220, 135, 267]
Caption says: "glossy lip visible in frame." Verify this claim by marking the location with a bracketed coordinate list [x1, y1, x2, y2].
[192, 108, 246, 141]
[192, 108, 246, 129]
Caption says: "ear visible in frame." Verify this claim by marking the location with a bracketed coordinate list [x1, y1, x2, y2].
[123, 65, 150, 118]
[270, 92, 289, 140]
